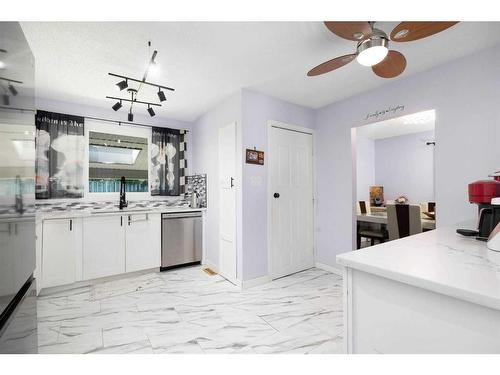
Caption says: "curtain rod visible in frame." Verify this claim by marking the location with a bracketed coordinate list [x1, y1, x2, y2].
[82, 115, 189, 132]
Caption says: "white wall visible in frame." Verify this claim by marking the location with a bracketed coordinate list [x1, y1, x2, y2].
[375, 130, 435, 204]
[315, 46, 500, 269]
[355, 135, 375, 202]
[191, 92, 243, 277]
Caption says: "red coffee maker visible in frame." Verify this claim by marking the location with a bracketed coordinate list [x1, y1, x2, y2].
[458, 171, 500, 240]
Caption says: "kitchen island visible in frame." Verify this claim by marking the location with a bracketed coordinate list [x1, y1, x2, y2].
[337, 223, 500, 354]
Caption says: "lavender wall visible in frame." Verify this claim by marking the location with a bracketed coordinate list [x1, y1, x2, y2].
[375, 130, 435, 204]
[315, 46, 500, 269]
[241, 89, 315, 280]
[355, 135, 375, 202]
[191, 92, 243, 276]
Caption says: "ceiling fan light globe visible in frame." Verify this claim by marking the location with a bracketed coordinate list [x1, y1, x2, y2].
[357, 45, 389, 66]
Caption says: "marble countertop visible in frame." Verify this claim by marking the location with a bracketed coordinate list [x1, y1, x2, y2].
[337, 222, 500, 311]
[35, 200, 205, 220]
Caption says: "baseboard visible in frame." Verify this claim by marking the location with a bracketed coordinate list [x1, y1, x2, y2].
[241, 275, 271, 289]
[315, 262, 343, 277]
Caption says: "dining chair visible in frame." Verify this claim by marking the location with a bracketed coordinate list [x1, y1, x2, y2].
[387, 204, 422, 241]
[356, 201, 371, 215]
[357, 201, 386, 248]
[420, 201, 435, 212]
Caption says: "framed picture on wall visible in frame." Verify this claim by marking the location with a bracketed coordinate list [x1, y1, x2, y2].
[246, 148, 264, 165]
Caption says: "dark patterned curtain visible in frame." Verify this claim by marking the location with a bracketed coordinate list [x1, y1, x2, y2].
[35, 110, 85, 199]
[151, 127, 187, 196]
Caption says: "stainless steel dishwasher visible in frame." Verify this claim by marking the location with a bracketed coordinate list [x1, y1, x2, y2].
[161, 211, 202, 271]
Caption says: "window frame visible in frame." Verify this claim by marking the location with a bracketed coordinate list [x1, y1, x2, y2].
[85, 120, 153, 201]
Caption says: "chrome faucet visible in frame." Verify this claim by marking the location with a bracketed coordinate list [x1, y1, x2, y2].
[119, 176, 128, 210]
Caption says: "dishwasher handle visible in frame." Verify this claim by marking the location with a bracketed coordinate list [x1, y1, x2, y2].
[162, 212, 202, 219]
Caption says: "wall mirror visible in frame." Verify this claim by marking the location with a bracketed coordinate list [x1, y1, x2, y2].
[88, 131, 148, 193]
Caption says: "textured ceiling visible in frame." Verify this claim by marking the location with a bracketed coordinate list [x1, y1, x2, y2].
[21, 22, 500, 122]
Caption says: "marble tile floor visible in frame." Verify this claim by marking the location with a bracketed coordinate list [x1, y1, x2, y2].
[36, 266, 343, 354]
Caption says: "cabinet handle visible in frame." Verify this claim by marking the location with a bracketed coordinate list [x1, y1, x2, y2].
[128, 215, 131, 226]
[121, 216, 123, 226]
[69, 219, 73, 231]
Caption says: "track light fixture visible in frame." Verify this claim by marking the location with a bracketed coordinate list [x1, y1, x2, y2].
[115, 79, 128, 91]
[157, 88, 166, 102]
[112, 100, 122, 111]
[8, 83, 17, 96]
[107, 41, 175, 121]
[147, 105, 155, 117]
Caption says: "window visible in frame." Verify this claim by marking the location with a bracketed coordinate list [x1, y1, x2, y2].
[88, 132, 148, 193]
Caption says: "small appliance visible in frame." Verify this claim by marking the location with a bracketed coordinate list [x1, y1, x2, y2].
[487, 198, 500, 252]
[457, 172, 500, 241]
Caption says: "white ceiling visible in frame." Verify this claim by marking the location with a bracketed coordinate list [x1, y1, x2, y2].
[357, 110, 435, 140]
[20, 22, 500, 122]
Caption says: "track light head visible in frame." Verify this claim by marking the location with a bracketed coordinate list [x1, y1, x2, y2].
[128, 110, 134, 122]
[157, 89, 166, 102]
[147, 105, 155, 117]
[112, 100, 122, 111]
[2, 94, 9, 106]
[8, 83, 17, 96]
[115, 79, 128, 91]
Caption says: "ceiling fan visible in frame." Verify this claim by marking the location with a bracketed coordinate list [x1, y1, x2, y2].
[307, 22, 458, 79]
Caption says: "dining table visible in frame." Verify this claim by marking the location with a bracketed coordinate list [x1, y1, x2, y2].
[357, 212, 436, 231]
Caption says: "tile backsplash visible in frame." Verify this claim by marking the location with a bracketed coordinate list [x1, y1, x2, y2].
[185, 174, 207, 208]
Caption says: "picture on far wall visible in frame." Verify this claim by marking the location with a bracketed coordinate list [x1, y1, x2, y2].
[35, 110, 85, 199]
[369, 185, 384, 207]
[246, 148, 264, 165]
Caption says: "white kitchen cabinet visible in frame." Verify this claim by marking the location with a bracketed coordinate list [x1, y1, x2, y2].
[125, 213, 161, 272]
[82, 215, 126, 280]
[42, 218, 82, 288]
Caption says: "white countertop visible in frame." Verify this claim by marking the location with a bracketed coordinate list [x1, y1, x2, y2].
[37, 206, 205, 220]
[337, 223, 500, 311]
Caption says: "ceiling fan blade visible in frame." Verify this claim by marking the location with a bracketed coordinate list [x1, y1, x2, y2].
[390, 22, 458, 42]
[307, 54, 357, 76]
[324, 22, 373, 41]
[372, 50, 407, 79]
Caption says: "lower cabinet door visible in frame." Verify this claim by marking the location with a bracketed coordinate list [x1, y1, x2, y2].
[125, 213, 161, 273]
[83, 215, 126, 280]
[42, 218, 81, 288]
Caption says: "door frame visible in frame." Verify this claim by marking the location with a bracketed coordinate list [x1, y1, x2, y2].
[218, 121, 238, 285]
[266, 120, 316, 280]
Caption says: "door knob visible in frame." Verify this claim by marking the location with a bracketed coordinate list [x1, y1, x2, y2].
[273, 193, 280, 198]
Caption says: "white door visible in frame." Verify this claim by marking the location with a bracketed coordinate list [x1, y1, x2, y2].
[125, 213, 161, 272]
[269, 125, 314, 279]
[83, 215, 125, 280]
[42, 218, 81, 288]
[218, 122, 237, 282]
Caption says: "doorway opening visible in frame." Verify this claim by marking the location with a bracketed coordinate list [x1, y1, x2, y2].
[352, 109, 436, 249]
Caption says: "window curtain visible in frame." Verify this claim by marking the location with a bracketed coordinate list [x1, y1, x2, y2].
[151, 127, 187, 196]
[35, 110, 85, 199]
